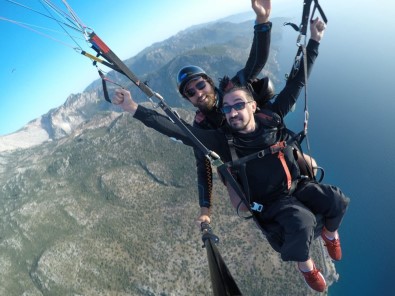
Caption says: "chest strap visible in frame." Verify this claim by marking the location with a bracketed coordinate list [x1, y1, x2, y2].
[227, 135, 294, 195]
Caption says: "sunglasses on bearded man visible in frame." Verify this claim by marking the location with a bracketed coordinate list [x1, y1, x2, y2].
[185, 80, 207, 98]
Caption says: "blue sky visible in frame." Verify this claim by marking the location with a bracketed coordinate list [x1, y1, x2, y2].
[1, 0, 395, 294]
[0, 0, 266, 135]
[1, 0, 393, 136]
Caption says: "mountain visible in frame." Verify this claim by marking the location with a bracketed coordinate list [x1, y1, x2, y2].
[0, 16, 337, 295]
[1, 17, 286, 154]
[85, 18, 285, 109]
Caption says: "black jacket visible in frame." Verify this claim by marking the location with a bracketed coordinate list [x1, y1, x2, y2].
[193, 21, 272, 208]
[133, 38, 320, 205]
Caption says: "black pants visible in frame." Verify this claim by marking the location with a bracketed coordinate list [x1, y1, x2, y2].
[254, 181, 350, 262]
[294, 181, 350, 232]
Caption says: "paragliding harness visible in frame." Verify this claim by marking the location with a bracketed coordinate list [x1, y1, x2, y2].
[285, 0, 327, 179]
[219, 123, 305, 219]
[215, 0, 328, 219]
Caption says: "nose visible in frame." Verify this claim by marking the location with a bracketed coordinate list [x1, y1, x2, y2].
[229, 107, 239, 117]
[195, 89, 204, 97]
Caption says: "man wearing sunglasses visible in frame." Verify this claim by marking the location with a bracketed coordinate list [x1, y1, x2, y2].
[176, 0, 273, 229]
[113, 17, 350, 292]
[212, 84, 348, 293]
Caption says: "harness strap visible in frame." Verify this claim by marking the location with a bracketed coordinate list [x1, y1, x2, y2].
[226, 136, 295, 201]
[217, 164, 253, 219]
[98, 70, 111, 103]
[226, 134, 253, 217]
[281, 0, 329, 184]
[284, 0, 328, 36]
[230, 140, 287, 168]
[277, 151, 292, 190]
[226, 135, 239, 162]
[232, 140, 293, 191]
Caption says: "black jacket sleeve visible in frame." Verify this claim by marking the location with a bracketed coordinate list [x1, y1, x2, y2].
[269, 39, 320, 118]
[193, 147, 213, 208]
[233, 22, 272, 83]
[135, 106, 226, 209]
[133, 105, 198, 146]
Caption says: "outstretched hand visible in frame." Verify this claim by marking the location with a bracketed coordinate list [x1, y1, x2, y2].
[196, 214, 211, 229]
[112, 88, 138, 115]
[252, 0, 271, 24]
[310, 17, 326, 43]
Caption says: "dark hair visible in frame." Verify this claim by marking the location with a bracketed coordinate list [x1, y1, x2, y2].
[219, 75, 275, 108]
[221, 85, 254, 108]
[219, 75, 239, 93]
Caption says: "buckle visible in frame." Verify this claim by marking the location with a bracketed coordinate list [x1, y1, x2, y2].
[250, 202, 264, 212]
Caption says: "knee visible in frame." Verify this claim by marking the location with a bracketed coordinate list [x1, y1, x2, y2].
[280, 226, 315, 262]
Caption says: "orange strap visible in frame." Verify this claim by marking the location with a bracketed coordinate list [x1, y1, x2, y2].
[277, 151, 292, 190]
[270, 141, 287, 154]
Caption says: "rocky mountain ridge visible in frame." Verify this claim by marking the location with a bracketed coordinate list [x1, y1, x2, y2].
[0, 16, 338, 295]
[0, 17, 286, 153]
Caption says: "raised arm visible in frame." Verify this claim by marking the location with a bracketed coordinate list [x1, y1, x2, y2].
[112, 89, 193, 143]
[112, 89, 138, 115]
[235, 0, 272, 82]
[252, 0, 271, 24]
[112, 89, 226, 153]
[270, 17, 326, 118]
[193, 147, 212, 227]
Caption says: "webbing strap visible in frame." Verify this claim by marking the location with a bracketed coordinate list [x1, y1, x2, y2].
[277, 151, 292, 190]
[98, 70, 111, 103]
[284, 0, 328, 36]
[230, 141, 292, 192]
[302, 43, 309, 135]
[282, 0, 329, 182]
[230, 141, 287, 168]
[226, 137, 238, 162]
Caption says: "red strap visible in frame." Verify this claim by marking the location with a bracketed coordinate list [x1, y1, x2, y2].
[270, 141, 286, 154]
[278, 151, 292, 190]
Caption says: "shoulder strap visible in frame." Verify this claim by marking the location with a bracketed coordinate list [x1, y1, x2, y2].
[223, 129, 254, 218]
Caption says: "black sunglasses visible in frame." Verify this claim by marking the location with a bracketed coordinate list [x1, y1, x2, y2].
[185, 80, 207, 98]
[220, 101, 253, 114]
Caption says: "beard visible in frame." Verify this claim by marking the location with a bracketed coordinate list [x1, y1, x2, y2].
[227, 115, 252, 132]
[196, 93, 217, 112]
[228, 117, 245, 131]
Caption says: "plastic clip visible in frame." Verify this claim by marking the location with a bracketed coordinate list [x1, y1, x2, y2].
[251, 202, 264, 212]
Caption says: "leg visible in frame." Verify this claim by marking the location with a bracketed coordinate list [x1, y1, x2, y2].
[294, 181, 350, 231]
[294, 181, 349, 261]
[259, 196, 317, 262]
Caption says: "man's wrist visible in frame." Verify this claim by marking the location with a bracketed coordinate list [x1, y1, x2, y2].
[254, 21, 272, 32]
[200, 207, 210, 216]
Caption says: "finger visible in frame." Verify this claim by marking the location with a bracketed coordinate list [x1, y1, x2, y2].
[112, 94, 124, 105]
[316, 21, 326, 32]
[115, 88, 124, 96]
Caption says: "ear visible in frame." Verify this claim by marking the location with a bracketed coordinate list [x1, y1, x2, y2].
[251, 100, 257, 113]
